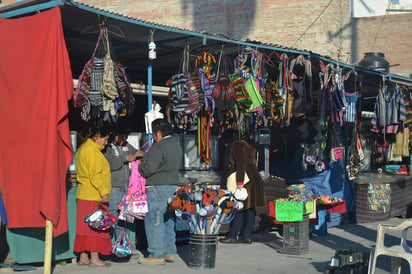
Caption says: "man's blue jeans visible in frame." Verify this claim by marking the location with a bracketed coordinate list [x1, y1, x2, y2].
[144, 185, 177, 258]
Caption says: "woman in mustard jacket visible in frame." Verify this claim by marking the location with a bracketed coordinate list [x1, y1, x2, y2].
[73, 125, 112, 267]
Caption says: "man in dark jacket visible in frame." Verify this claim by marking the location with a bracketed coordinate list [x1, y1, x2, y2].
[137, 119, 183, 265]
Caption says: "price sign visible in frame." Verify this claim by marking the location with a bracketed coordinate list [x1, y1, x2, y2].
[275, 200, 303, 222]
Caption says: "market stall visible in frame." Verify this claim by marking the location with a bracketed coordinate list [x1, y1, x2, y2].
[2, 0, 412, 267]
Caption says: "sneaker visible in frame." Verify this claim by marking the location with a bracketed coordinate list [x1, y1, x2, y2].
[237, 238, 252, 244]
[164, 254, 176, 263]
[132, 249, 144, 259]
[219, 237, 237, 244]
[138, 255, 166, 265]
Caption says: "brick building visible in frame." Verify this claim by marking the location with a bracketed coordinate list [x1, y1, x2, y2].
[1, 0, 410, 77]
[70, 0, 411, 78]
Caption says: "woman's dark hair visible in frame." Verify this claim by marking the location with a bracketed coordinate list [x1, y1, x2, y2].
[88, 125, 110, 138]
[77, 124, 110, 146]
[151, 118, 173, 137]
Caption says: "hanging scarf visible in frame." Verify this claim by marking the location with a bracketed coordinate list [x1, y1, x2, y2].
[197, 108, 211, 166]
[278, 53, 292, 125]
[265, 80, 284, 122]
[195, 51, 216, 80]
[198, 68, 216, 114]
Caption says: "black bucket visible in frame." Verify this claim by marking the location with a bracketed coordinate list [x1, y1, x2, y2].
[188, 234, 217, 269]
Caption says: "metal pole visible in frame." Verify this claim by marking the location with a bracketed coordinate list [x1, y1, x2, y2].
[264, 145, 269, 177]
[147, 59, 153, 142]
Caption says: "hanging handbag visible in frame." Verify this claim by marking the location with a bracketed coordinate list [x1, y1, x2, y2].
[183, 46, 202, 115]
[130, 193, 148, 215]
[84, 203, 117, 231]
[348, 122, 364, 178]
[114, 62, 135, 117]
[329, 125, 344, 162]
[213, 50, 236, 109]
[111, 228, 133, 257]
[243, 75, 264, 113]
[168, 73, 190, 113]
[101, 52, 118, 100]
[129, 158, 149, 215]
[184, 71, 202, 114]
[118, 160, 148, 220]
[168, 45, 191, 114]
[229, 73, 252, 111]
[101, 28, 119, 100]
[73, 28, 105, 121]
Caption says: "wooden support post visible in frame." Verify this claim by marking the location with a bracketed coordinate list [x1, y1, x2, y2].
[44, 219, 53, 274]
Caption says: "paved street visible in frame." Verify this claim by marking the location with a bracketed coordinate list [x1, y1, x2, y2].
[2, 217, 410, 274]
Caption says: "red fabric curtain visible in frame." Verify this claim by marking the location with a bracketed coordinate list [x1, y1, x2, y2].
[0, 7, 73, 236]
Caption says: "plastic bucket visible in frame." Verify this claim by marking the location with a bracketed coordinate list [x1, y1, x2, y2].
[188, 234, 217, 269]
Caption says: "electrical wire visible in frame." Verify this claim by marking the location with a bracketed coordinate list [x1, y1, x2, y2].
[370, 9, 387, 51]
[292, 0, 335, 47]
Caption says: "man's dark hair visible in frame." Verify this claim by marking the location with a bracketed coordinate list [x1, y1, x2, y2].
[152, 118, 173, 137]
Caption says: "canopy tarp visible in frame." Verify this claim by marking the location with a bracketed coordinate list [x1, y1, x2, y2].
[0, 7, 73, 236]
